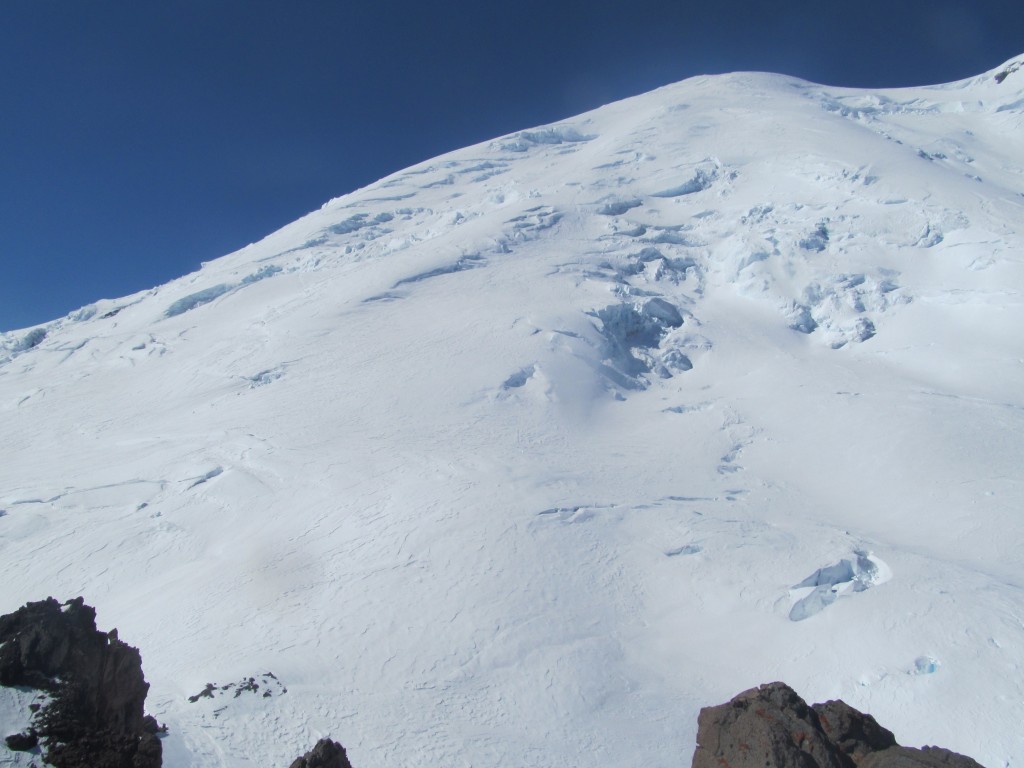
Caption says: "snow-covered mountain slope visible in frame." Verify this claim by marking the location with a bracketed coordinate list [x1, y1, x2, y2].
[2, 54, 1023, 768]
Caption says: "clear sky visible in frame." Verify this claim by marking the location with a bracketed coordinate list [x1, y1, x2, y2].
[2, 0, 1022, 331]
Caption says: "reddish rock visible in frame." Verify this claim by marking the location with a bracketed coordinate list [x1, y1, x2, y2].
[692, 683, 985, 768]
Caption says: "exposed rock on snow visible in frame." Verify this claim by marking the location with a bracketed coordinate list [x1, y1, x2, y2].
[691, 682, 984, 768]
[287, 738, 354, 768]
[813, 698, 897, 763]
[187, 672, 287, 706]
[0, 597, 162, 768]
[497, 125, 595, 152]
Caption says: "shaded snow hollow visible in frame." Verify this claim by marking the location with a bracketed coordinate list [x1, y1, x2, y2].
[2, 54, 1024, 768]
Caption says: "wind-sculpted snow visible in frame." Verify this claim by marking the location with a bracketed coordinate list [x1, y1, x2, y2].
[165, 284, 233, 317]
[240, 264, 283, 285]
[3, 56, 1024, 768]
[651, 165, 718, 197]
[597, 198, 643, 216]
[164, 265, 285, 317]
[245, 366, 286, 388]
[326, 212, 395, 236]
[391, 254, 485, 288]
[497, 125, 596, 153]
[187, 673, 287, 708]
[14, 327, 47, 352]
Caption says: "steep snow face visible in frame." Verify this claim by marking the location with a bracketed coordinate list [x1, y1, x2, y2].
[2, 56, 1023, 767]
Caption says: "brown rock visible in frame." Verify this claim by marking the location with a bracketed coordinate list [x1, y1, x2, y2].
[288, 737, 354, 768]
[692, 683, 987, 768]
[859, 745, 986, 768]
[691, 681, 852, 768]
[813, 698, 897, 762]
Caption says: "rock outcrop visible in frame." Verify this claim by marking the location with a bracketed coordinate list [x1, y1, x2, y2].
[813, 698, 898, 761]
[4, 605, 988, 768]
[287, 737, 354, 768]
[691, 682, 984, 768]
[0, 596, 162, 768]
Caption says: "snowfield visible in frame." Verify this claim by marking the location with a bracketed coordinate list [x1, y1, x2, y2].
[2, 55, 1023, 767]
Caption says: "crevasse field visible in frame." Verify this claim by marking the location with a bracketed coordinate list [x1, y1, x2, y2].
[2, 55, 1022, 768]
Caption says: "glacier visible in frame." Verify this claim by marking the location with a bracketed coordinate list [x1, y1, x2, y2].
[2, 54, 1023, 767]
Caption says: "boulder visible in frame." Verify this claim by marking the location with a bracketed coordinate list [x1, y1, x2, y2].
[288, 737, 354, 768]
[692, 682, 985, 768]
[691, 682, 851, 768]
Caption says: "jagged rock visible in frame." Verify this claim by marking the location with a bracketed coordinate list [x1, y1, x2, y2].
[691, 682, 851, 768]
[691, 682, 985, 768]
[0, 596, 162, 768]
[813, 698, 897, 761]
[288, 737, 354, 768]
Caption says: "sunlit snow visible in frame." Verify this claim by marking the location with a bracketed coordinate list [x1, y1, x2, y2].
[2, 55, 1023, 767]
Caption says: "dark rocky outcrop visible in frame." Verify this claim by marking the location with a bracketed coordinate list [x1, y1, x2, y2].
[5, 730, 39, 751]
[0, 596, 162, 768]
[187, 671, 287, 705]
[859, 746, 987, 768]
[813, 698, 897, 762]
[691, 682, 985, 768]
[288, 737, 354, 768]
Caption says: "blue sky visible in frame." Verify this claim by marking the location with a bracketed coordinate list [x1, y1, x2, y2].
[2, 0, 1022, 331]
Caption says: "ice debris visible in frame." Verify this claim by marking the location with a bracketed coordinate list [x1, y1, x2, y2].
[789, 550, 890, 621]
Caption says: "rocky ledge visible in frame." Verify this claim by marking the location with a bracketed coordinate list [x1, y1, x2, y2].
[0, 597, 162, 768]
[692, 681, 984, 768]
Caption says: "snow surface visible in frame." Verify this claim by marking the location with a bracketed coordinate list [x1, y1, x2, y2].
[2, 55, 1024, 767]
[0, 687, 47, 766]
